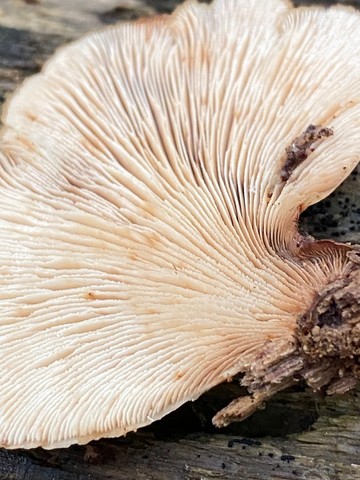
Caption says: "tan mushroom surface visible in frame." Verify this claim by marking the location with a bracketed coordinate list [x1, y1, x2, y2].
[0, 0, 359, 449]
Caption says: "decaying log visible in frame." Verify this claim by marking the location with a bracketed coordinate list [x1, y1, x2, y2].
[0, 1, 359, 479]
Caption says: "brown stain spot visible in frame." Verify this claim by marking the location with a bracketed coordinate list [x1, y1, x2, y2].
[127, 251, 138, 261]
[174, 261, 186, 271]
[200, 46, 210, 66]
[15, 307, 32, 317]
[234, 110, 241, 121]
[136, 14, 168, 43]
[26, 112, 38, 122]
[80, 137, 90, 149]
[200, 94, 208, 108]
[175, 371, 185, 380]
[85, 291, 97, 300]
[266, 333, 277, 341]
[144, 232, 160, 248]
[281, 124, 333, 182]
[136, 13, 165, 26]
[18, 136, 36, 152]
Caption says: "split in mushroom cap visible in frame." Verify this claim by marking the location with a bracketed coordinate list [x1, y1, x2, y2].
[0, 0, 359, 449]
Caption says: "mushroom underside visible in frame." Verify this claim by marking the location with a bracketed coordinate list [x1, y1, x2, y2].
[0, 0, 359, 449]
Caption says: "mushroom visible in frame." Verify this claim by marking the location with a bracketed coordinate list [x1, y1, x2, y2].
[0, 0, 359, 449]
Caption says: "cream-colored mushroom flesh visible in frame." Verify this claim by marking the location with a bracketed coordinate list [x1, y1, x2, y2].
[0, 0, 359, 449]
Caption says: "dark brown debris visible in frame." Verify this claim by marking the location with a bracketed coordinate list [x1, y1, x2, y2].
[281, 124, 334, 181]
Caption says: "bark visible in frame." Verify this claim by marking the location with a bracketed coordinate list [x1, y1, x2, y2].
[0, 1, 359, 479]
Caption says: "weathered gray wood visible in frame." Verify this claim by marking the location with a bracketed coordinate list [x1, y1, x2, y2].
[1, 390, 360, 479]
[0, 1, 359, 479]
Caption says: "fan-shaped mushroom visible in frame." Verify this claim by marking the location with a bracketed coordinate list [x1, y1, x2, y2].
[0, 0, 359, 449]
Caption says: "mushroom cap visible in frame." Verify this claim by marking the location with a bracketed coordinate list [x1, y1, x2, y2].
[0, 0, 359, 449]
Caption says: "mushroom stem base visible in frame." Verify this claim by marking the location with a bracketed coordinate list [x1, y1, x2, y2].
[213, 250, 360, 428]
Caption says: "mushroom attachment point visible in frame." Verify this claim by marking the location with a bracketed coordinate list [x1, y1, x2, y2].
[0, 0, 359, 449]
